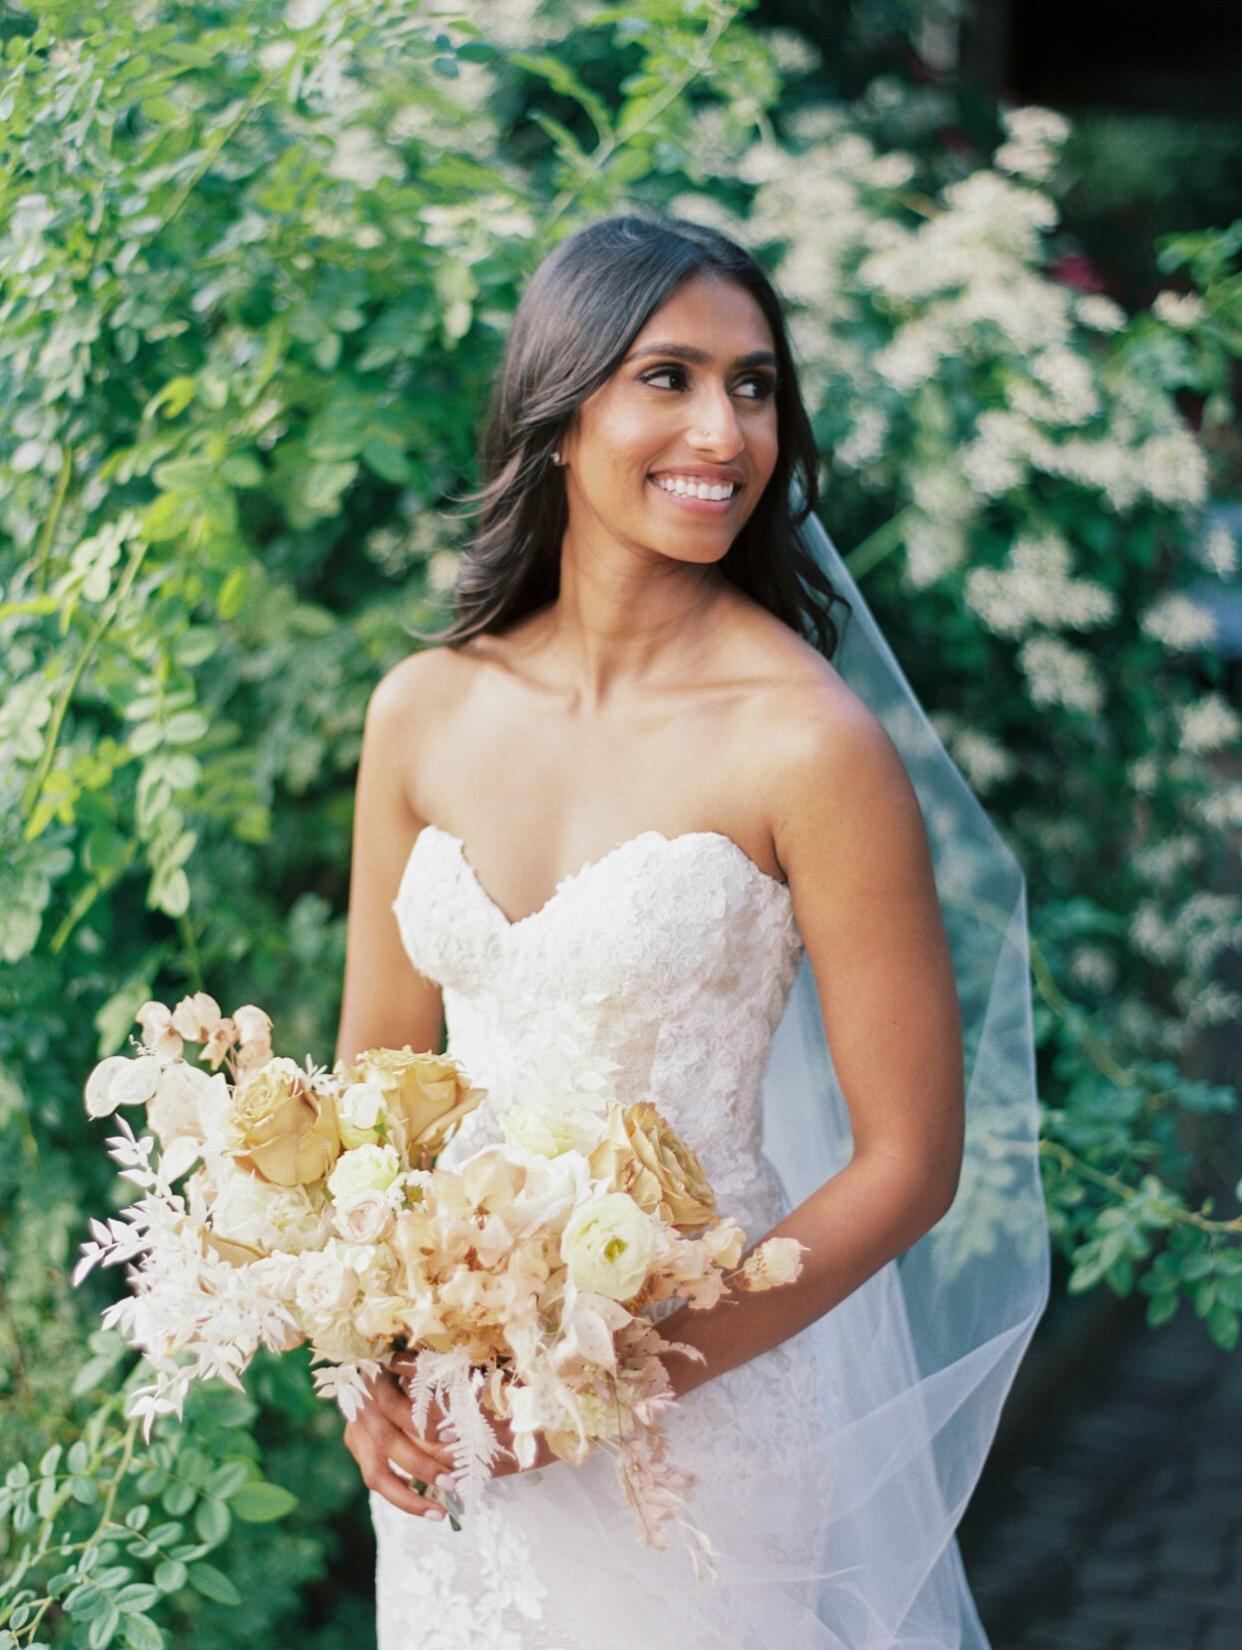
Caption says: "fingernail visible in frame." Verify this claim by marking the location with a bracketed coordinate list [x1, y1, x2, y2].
[423, 1506, 445, 1521]
[435, 1473, 457, 1490]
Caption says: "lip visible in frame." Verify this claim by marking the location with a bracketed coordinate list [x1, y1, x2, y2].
[646, 475, 742, 515]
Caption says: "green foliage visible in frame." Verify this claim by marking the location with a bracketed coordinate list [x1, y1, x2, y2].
[1, 0, 1240, 1640]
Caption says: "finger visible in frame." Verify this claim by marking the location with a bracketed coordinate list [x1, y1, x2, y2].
[361, 1412, 454, 1487]
[375, 1377, 456, 1468]
[369, 1455, 448, 1520]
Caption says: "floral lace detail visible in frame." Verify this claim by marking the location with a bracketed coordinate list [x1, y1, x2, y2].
[377, 825, 823, 1650]
[392, 827, 804, 1226]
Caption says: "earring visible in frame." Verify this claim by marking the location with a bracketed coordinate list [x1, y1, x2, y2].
[551, 450, 562, 464]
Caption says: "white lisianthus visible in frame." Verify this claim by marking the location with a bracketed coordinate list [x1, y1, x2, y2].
[560, 1192, 656, 1302]
[295, 1247, 360, 1317]
[337, 1081, 388, 1149]
[327, 1143, 402, 1208]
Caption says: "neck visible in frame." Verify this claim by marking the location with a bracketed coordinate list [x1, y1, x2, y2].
[534, 526, 731, 712]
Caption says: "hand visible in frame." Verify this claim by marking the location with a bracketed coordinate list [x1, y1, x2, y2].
[385, 1355, 558, 1486]
[342, 1366, 459, 1519]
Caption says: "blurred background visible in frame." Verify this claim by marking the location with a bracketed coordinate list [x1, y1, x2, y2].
[1, 2, 1238, 1646]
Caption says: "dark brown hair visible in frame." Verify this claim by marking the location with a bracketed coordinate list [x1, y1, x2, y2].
[409, 212, 849, 657]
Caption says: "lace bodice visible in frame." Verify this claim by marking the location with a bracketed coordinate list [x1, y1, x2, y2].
[391, 824, 805, 1235]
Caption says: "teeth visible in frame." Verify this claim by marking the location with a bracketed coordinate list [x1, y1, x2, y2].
[652, 476, 736, 501]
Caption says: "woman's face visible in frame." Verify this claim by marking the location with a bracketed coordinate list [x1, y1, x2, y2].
[558, 274, 781, 567]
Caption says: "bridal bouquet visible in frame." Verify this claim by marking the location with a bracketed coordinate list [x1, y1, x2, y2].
[76, 993, 806, 1555]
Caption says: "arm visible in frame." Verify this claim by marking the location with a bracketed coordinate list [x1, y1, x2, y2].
[658, 688, 965, 1398]
[336, 655, 456, 1516]
[335, 656, 444, 1068]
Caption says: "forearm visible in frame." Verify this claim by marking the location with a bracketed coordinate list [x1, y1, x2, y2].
[657, 1153, 954, 1400]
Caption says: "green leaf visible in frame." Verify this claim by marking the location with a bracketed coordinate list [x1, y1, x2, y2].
[220, 452, 264, 487]
[217, 567, 247, 620]
[1207, 1301, 1239, 1351]
[162, 1480, 195, 1517]
[153, 1559, 187, 1593]
[193, 1498, 231, 1544]
[204, 1461, 253, 1499]
[226, 1480, 298, 1523]
[121, 1614, 165, 1650]
[187, 1562, 241, 1607]
[1146, 1291, 1179, 1328]
[87, 1602, 120, 1649]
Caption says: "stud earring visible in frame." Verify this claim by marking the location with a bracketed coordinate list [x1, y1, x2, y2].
[551, 450, 562, 464]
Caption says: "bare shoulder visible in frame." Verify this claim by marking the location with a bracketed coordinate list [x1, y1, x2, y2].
[729, 609, 922, 872]
[363, 643, 487, 822]
[367, 642, 472, 726]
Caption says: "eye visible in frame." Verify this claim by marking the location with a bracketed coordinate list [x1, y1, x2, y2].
[637, 366, 777, 400]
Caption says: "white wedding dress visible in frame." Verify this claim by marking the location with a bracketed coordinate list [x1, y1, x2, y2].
[371, 821, 983, 1650]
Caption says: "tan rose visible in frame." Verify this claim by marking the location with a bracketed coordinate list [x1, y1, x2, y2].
[345, 1047, 484, 1162]
[588, 1101, 715, 1232]
[226, 1056, 342, 1187]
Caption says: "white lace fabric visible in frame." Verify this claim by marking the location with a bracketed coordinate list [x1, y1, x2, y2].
[373, 824, 840, 1650]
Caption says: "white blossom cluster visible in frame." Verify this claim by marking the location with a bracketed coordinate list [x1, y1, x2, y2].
[1017, 634, 1105, 717]
[1139, 594, 1218, 652]
[964, 533, 1116, 638]
[1177, 692, 1240, 753]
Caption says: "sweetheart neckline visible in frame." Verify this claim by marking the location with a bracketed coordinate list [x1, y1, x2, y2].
[406, 822, 791, 932]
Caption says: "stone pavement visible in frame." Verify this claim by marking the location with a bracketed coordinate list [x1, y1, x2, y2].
[959, 1281, 1242, 1650]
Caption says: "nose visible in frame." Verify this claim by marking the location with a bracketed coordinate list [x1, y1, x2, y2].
[686, 383, 744, 458]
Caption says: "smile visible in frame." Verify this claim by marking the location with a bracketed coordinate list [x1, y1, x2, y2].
[647, 475, 741, 512]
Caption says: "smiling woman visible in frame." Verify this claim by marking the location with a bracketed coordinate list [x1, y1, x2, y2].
[409, 213, 847, 660]
[335, 212, 1049, 1650]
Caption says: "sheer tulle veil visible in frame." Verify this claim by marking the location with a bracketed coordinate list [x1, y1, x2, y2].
[750, 484, 1053, 1645]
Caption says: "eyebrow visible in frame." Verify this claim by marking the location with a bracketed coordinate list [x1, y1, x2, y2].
[624, 341, 780, 372]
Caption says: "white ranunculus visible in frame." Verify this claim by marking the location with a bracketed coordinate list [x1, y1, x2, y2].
[560, 1192, 656, 1302]
[327, 1143, 401, 1208]
[295, 1247, 360, 1316]
[337, 1081, 387, 1149]
[332, 1189, 396, 1244]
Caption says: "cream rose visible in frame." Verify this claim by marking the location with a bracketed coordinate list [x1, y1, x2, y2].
[226, 1056, 342, 1187]
[560, 1192, 656, 1302]
[327, 1142, 402, 1208]
[344, 1047, 484, 1161]
[337, 1081, 387, 1150]
[588, 1101, 716, 1231]
[332, 1188, 397, 1244]
[295, 1248, 360, 1316]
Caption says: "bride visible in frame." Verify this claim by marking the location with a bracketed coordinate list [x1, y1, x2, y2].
[333, 213, 1048, 1649]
